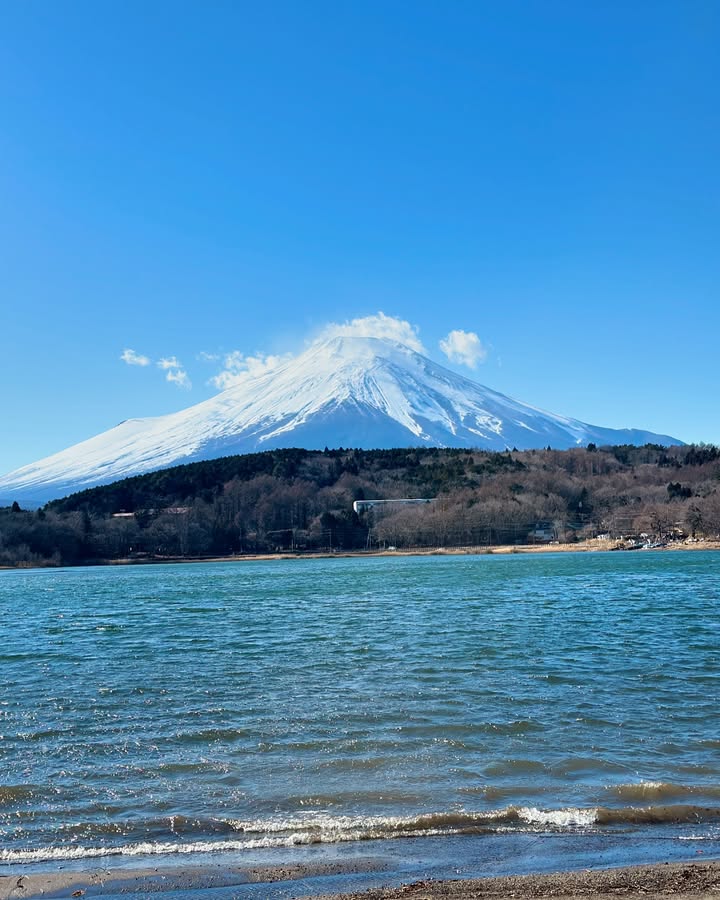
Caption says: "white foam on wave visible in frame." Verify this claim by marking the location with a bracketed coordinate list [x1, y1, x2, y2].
[0, 828, 463, 864]
[225, 812, 449, 835]
[518, 806, 599, 827]
[679, 826, 720, 841]
[0, 837, 310, 864]
[0, 806, 613, 864]
[0, 817, 445, 864]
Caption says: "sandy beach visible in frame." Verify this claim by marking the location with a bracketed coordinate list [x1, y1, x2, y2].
[3, 538, 719, 571]
[318, 861, 720, 899]
[3, 859, 720, 899]
[116, 537, 720, 567]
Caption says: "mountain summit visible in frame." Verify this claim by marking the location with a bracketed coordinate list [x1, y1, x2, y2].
[0, 335, 682, 504]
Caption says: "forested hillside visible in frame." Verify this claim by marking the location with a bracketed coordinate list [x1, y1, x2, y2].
[1, 444, 719, 567]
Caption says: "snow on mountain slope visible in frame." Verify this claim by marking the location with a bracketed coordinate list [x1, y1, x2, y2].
[0, 336, 683, 505]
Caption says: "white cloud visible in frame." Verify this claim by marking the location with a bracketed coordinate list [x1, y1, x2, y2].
[208, 314, 425, 392]
[439, 329, 487, 369]
[120, 347, 194, 388]
[157, 356, 183, 371]
[205, 313, 486, 394]
[155, 355, 192, 389]
[315, 312, 426, 353]
[210, 351, 292, 390]
[165, 368, 192, 389]
[120, 348, 151, 367]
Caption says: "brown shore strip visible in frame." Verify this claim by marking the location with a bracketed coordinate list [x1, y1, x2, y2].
[110, 537, 720, 566]
[310, 861, 720, 900]
[2, 539, 719, 571]
[3, 860, 720, 899]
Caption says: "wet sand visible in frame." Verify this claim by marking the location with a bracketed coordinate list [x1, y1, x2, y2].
[315, 860, 720, 899]
[3, 860, 720, 899]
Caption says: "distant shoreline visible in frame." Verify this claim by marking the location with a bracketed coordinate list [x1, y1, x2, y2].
[2, 538, 720, 571]
[77, 536, 720, 565]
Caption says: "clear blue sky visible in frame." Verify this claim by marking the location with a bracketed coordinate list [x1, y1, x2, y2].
[1, 1, 718, 474]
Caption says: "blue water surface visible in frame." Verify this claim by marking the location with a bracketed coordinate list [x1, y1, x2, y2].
[1, 550, 719, 864]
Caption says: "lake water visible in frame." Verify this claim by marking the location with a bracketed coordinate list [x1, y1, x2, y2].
[1, 551, 720, 879]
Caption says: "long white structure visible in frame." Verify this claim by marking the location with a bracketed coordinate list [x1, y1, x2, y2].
[353, 498, 433, 514]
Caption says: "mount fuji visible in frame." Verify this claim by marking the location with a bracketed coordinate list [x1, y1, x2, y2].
[0, 335, 682, 505]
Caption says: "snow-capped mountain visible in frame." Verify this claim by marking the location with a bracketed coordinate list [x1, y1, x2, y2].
[0, 336, 682, 505]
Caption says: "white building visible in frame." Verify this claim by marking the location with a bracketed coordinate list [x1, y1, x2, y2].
[353, 498, 433, 514]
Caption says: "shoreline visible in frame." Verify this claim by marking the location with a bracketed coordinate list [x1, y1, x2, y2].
[316, 860, 720, 899]
[3, 859, 720, 900]
[2, 538, 719, 572]
[103, 537, 720, 564]
[5, 828, 720, 898]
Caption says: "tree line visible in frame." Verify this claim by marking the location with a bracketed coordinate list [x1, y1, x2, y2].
[1, 443, 719, 567]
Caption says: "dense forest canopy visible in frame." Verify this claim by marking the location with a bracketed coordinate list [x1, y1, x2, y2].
[1, 444, 719, 567]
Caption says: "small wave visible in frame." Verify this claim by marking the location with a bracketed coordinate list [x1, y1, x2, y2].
[573, 715, 619, 728]
[596, 804, 720, 826]
[484, 758, 547, 776]
[319, 756, 395, 772]
[610, 781, 685, 801]
[176, 607, 227, 614]
[13, 728, 75, 743]
[0, 807, 595, 864]
[608, 781, 720, 802]
[0, 840, 265, 864]
[0, 784, 54, 805]
[677, 764, 720, 776]
[679, 827, 720, 841]
[156, 761, 229, 775]
[479, 719, 544, 735]
[551, 757, 629, 775]
[285, 791, 425, 807]
[172, 728, 249, 744]
[540, 673, 579, 685]
[461, 785, 552, 801]
[6, 803, 720, 864]
[51, 815, 239, 840]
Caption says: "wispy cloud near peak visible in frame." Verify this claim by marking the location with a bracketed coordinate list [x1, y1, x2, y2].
[157, 356, 182, 371]
[439, 329, 487, 369]
[157, 356, 191, 389]
[210, 351, 292, 390]
[120, 348, 150, 367]
[165, 368, 192, 389]
[314, 312, 426, 353]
